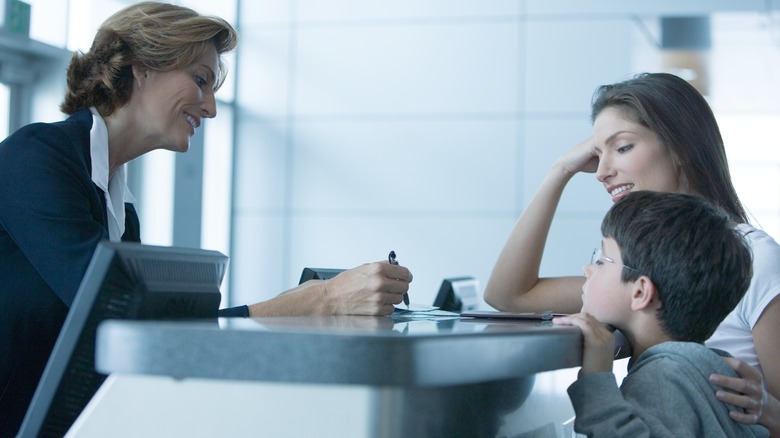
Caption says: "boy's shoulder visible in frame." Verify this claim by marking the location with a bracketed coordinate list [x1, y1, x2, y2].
[629, 341, 733, 379]
[574, 342, 769, 437]
[623, 342, 737, 401]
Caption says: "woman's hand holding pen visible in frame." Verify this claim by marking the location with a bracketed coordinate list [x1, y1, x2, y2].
[389, 251, 410, 308]
[323, 261, 412, 316]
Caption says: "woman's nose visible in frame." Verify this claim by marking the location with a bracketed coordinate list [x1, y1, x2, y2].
[202, 92, 217, 119]
[595, 154, 614, 182]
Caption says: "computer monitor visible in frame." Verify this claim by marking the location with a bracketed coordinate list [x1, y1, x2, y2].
[17, 241, 228, 438]
[298, 267, 345, 284]
[433, 277, 480, 312]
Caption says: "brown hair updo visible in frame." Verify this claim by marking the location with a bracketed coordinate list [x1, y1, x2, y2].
[60, 1, 238, 116]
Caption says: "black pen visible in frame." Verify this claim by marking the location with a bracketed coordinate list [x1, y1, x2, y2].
[388, 250, 409, 309]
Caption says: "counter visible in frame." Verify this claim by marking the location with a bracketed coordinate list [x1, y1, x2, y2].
[67, 313, 628, 438]
[95, 313, 585, 385]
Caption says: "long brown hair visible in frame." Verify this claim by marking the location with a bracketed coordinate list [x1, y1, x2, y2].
[591, 73, 748, 223]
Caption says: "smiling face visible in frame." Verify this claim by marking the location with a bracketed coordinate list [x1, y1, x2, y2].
[133, 43, 220, 153]
[592, 107, 688, 203]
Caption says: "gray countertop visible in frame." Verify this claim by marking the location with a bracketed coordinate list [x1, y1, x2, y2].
[95, 313, 595, 387]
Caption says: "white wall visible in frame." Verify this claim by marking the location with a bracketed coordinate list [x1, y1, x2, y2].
[230, 1, 637, 307]
[230, 1, 780, 308]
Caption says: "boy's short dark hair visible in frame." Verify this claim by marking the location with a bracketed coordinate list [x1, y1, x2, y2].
[601, 191, 752, 343]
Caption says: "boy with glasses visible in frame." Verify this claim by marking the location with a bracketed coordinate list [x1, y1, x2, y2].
[554, 190, 768, 437]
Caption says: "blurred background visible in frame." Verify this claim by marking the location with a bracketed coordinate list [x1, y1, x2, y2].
[4, 0, 780, 309]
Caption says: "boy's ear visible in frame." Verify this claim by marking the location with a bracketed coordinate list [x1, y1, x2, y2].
[630, 276, 661, 311]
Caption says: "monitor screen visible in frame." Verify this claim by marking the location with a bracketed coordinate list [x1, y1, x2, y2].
[17, 241, 228, 438]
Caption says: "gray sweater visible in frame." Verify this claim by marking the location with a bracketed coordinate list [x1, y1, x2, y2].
[568, 341, 769, 437]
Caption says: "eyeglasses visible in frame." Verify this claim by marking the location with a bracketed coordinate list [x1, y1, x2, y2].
[590, 248, 639, 273]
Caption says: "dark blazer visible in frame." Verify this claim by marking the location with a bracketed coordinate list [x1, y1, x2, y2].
[0, 109, 140, 437]
[0, 109, 248, 437]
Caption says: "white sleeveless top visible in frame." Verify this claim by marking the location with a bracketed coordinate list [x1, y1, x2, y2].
[705, 223, 780, 376]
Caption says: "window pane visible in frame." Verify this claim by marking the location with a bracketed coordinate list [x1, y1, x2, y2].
[202, 103, 234, 301]
[27, 0, 68, 47]
[67, 0, 131, 52]
[137, 150, 175, 246]
[710, 13, 780, 240]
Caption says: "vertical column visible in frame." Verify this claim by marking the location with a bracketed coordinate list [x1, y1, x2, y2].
[173, 126, 205, 248]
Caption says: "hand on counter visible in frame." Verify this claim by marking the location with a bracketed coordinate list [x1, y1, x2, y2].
[553, 313, 614, 376]
[246, 261, 412, 317]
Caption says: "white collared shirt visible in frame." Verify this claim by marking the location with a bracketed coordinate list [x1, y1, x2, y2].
[89, 107, 136, 241]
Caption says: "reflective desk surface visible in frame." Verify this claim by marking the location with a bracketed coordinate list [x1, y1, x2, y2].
[89, 313, 630, 438]
[95, 312, 597, 387]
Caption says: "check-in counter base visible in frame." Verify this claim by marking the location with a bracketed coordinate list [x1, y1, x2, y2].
[70, 316, 629, 437]
[67, 368, 582, 438]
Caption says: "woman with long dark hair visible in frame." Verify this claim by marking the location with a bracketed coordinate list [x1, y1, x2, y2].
[485, 73, 779, 433]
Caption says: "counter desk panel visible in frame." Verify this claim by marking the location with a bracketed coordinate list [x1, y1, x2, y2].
[95, 314, 584, 387]
[71, 313, 627, 438]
